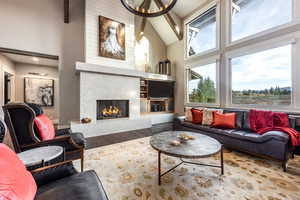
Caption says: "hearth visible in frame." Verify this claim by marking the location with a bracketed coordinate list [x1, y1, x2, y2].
[97, 100, 129, 120]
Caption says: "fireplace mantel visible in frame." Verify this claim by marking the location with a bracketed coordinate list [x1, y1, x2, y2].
[76, 62, 175, 81]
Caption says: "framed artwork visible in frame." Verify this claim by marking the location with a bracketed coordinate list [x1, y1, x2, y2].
[99, 16, 126, 60]
[24, 77, 54, 107]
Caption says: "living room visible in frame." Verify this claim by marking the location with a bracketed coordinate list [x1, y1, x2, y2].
[0, 0, 300, 199]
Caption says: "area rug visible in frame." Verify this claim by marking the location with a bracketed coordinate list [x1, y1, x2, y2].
[80, 137, 300, 200]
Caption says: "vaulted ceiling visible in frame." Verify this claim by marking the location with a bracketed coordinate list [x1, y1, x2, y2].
[147, 0, 208, 45]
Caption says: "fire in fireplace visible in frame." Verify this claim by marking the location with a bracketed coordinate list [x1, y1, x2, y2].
[97, 100, 129, 120]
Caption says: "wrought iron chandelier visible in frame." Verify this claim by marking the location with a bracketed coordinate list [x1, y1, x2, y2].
[120, 0, 177, 17]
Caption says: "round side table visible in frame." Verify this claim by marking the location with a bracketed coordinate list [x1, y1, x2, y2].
[18, 146, 64, 170]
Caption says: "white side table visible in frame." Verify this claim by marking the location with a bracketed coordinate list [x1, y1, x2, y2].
[18, 146, 64, 170]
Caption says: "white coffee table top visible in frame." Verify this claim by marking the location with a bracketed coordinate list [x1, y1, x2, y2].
[18, 146, 64, 168]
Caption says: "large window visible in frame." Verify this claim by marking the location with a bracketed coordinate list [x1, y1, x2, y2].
[231, 0, 292, 41]
[184, 0, 299, 110]
[187, 6, 217, 57]
[188, 63, 217, 104]
[231, 44, 292, 106]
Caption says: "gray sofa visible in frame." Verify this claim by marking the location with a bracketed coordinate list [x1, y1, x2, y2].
[174, 108, 298, 171]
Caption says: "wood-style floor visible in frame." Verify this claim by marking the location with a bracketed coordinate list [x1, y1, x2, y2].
[85, 122, 173, 149]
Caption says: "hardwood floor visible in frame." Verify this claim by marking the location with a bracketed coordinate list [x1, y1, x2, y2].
[86, 122, 173, 149]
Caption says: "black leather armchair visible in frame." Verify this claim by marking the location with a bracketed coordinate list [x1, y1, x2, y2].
[32, 161, 109, 200]
[0, 118, 6, 143]
[2, 103, 86, 171]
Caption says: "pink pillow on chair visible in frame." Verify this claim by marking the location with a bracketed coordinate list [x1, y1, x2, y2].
[34, 114, 55, 141]
[0, 144, 37, 200]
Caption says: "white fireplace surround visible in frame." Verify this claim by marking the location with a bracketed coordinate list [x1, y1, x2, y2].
[71, 62, 175, 138]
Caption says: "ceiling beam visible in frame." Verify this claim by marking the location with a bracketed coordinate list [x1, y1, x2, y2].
[64, 0, 69, 23]
[153, 0, 183, 41]
[137, 0, 151, 41]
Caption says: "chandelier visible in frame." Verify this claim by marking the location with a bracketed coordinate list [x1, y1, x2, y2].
[120, 0, 177, 17]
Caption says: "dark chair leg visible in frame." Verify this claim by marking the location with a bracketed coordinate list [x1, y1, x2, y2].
[282, 161, 287, 172]
[81, 149, 84, 172]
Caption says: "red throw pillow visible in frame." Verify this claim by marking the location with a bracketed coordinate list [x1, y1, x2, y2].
[34, 114, 55, 141]
[212, 112, 236, 129]
[191, 108, 203, 124]
[0, 144, 37, 200]
[273, 112, 290, 128]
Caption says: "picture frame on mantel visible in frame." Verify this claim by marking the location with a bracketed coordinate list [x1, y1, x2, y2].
[99, 16, 126, 60]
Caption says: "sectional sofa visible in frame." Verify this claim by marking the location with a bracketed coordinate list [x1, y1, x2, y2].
[174, 108, 298, 171]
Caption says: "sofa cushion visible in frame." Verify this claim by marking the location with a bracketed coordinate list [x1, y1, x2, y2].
[249, 109, 274, 132]
[243, 111, 251, 130]
[0, 144, 37, 200]
[212, 112, 236, 129]
[202, 109, 223, 125]
[181, 121, 235, 135]
[224, 110, 244, 129]
[230, 130, 289, 143]
[273, 112, 290, 127]
[181, 121, 289, 143]
[36, 170, 108, 200]
[185, 107, 193, 122]
[191, 108, 203, 124]
[34, 114, 55, 141]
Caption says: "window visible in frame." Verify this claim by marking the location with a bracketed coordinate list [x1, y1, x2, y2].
[135, 36, 149, 71]
[188, 63, 217, 104]
[231, 44, 292, 106]
[231, 0, 292, 41]
[187, 6, 217, 57]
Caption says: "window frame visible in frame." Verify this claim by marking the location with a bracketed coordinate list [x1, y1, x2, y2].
[225, 37, 297, 110]
[226, 0, 300, 46]
[185, 55, 220, 107]
[184, 1, 220, 61]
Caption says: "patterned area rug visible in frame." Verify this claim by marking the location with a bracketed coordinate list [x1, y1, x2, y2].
[80, 137, 300, 200]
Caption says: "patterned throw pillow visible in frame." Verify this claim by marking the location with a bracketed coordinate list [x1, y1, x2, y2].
[202, 108, 223, 125]
[185, 107, 193, 122]
[185, 107, 204, 122]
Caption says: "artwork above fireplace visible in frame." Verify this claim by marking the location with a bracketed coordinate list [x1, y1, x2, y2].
[97, 100, 129, 120]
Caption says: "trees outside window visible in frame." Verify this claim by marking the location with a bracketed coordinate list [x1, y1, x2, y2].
[188, 63, 217, 104]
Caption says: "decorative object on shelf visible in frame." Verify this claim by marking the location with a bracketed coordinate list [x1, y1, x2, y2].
[24, 77, 54, 107]
[165, 59, 171, 75]
[158, 61, 164, 74]
[157, 59, 172, 75]
[81, 118, 92, 124]
[120, 0, 177, 18]
[99, 16, 125, 60]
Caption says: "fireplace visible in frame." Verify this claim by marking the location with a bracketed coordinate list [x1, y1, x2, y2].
[97, 100, 129, 120]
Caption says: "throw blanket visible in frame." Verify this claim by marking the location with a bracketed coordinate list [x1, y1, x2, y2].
[249, 109, 300, 147]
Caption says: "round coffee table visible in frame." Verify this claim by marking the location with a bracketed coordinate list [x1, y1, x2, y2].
[150, 131, 224, 185]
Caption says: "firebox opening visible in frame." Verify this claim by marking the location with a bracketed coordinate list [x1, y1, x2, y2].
[97, 100, 129, 120]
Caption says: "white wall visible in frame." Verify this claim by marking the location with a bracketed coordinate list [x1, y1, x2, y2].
[0, 0, 85, 123]
[0, 55, 16, 108]
[14, 63, 59, 120]
[85, 0, 135, 69]
[135, 17, 167, 73]
[167, 41, 185, 115]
